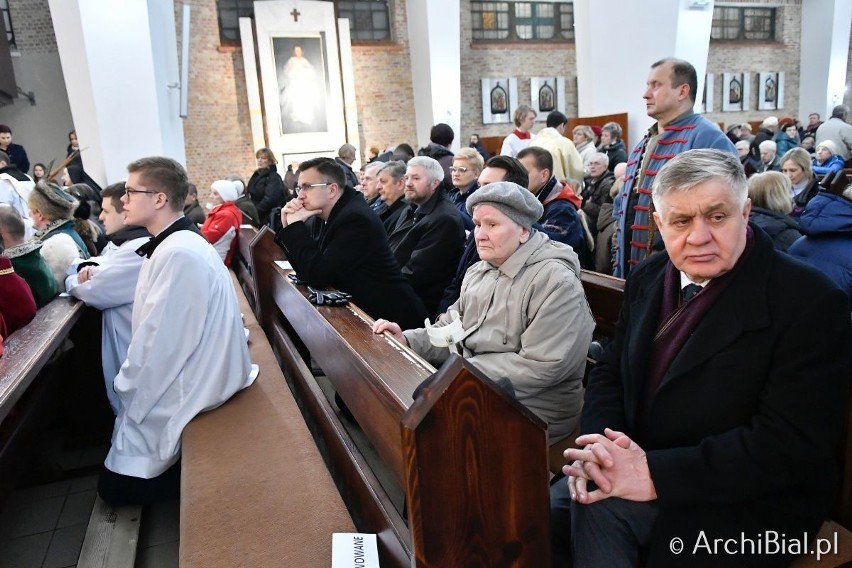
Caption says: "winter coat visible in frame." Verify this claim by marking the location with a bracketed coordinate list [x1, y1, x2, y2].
[404, 230, 594, 443]
[201, 201, 243, 266]
[748, 207, 800, 252]
[788, 192, 852, 296]
[247, 165, 286, 227]
[812, 154, 845, 177]
[599, 139, 628, 172]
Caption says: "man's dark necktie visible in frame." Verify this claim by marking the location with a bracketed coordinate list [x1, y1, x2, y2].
[682, 283, 703, 302]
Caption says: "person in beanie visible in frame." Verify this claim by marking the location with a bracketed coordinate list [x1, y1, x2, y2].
[201, 179, 243, 266]
[374, 181, 594, 468]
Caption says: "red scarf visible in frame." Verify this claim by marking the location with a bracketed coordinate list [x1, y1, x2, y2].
[513, 129, 531, 140]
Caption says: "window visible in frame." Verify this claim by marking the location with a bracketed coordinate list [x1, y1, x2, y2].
[216, 0, 391, 45]
[0, 0, 15, 49]
[337, 1, 390, 41]
[472, 1, 574, 43]
[711, 6, 776, 41]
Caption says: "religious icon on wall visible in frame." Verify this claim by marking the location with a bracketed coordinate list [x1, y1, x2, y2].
[757, 72, 783, 110]
[273, 35, 331, 135]
[722, 72, 749, 112]
[729, 77, 742, 104]
[491, 82, 508, 114]
[538, 81, 555, 112]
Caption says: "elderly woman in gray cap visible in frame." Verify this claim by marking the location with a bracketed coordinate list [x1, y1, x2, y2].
[374, 181, 594, 471]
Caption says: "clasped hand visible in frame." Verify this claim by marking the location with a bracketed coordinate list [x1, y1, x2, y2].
[563, 428, 656, 505]
[280, 198, 320, 227]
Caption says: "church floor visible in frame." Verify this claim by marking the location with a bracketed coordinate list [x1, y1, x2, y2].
[0, 434, 179, 567]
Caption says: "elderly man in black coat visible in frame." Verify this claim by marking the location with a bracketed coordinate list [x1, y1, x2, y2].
[274, 157, 426, 330]
[387, 156, 465, 318]
[551, 149, 851, 568]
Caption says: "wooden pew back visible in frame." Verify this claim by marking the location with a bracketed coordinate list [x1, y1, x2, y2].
[249, 229, 551, 567]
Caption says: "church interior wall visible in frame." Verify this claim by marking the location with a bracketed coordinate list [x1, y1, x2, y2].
[350, 0, 417, 157]
[0, 0, 848, 202]
[175, 0, 257, 201]
[0, 0, 73, 175]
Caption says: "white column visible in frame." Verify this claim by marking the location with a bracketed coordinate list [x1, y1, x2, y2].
[799, 0, 852, 120]
[406, 0, 461, 151]
[48, 0, 185, 186]
[574, 0, 714, 148]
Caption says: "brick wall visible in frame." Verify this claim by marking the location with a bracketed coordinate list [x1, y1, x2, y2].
[176, 0, 256, 201]
[351, 0, 417, 157]
[704, 2, 802, 128]
[8, 0, 56, 53]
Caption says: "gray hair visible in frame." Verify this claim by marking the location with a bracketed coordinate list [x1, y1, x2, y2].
[338, 143, 356, 161]
[377, 160, 406, 182]
[407, 156, 444, 184]
[735, 140, 750, 152]
[602, 121, 622, 140]
[758, 140, 777, 153]
[363, 160, 384, 175]
[573, 125, 594, 143]
[589, 152, 610, 168]
[652, 149, 748, 211]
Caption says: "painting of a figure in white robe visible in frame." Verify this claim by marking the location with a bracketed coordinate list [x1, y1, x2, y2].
[273, 36, 329, 134]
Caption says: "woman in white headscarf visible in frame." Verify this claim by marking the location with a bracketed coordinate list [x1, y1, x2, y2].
[201, 180, 242, 266]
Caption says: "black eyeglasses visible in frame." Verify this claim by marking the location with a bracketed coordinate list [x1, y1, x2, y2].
[125, 189, 161, 198]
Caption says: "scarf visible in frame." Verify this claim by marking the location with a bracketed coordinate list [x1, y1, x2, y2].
[513, 129, 531, 140]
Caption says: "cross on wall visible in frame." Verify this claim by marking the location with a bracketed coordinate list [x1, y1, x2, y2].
[291, 8, 300, 22]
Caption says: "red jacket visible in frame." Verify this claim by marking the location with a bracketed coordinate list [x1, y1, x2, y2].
[201, 202, 242, 266]
[0, 257, 36, 336]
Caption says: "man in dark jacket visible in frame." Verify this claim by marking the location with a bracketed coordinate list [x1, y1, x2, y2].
[551, 149, 851, 568]
[373, 161, 407, 234]
[417, 123, 455, 192]
[274, 157, 427, 330]
[335, 143, 360, 189]
[182, 184, 206, 225]
[0, 125, 29, 174]
[387, 156, 464, 317]
[518, 146, 587, 262]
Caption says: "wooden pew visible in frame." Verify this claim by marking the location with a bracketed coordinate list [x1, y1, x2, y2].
[248, 229, 551, 567]
[179, 272, 355, 567]
[567, 112, 629, 147]
[0, 297, 84, 505]
[232, 224, 259, 314]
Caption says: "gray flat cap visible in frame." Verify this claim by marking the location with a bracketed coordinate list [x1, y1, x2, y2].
[466, 181, 543, 229]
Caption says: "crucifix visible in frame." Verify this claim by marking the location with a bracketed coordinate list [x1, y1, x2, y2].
[290, 8, 301, 22]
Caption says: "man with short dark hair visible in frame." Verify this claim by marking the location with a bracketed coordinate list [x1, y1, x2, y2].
[552, 149, 851, 567]
[274, 156, 428, 330]
[529, 110, 584, 183]
[387, 156, 464, 316]
[517, 146, 586, 258]
[418, 123, 456, 191]
[66, 183, 151, 413]
[182, 183, 206, 225]
[99, 157, 255, 506]
[816, 105, 852, 162]
[803, 112, 822, 139]
[613, 58, 737, 278]
[0, 125, 29, 174]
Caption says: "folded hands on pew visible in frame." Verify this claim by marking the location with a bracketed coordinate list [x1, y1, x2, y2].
[563, 427, 657, 505]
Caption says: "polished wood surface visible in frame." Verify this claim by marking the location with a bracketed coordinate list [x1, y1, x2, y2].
[0, 297, 83, 423]
[403, 356, 550, 567]
[567, 112, 629, 147]
[580, 269, 624, 339]
[249, 228, 552, 567]
[233, 225, 259, 313]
